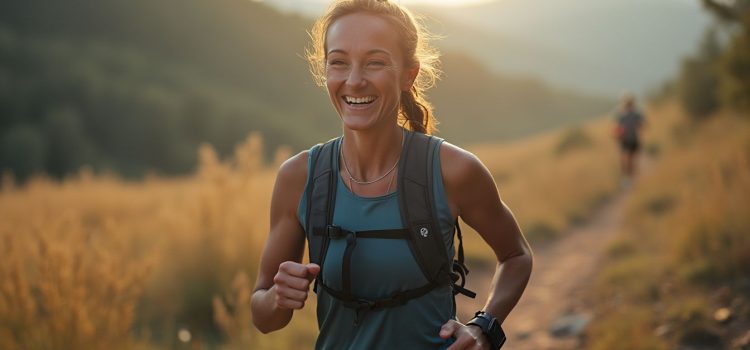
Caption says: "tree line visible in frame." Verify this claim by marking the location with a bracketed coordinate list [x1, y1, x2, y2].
[0, 0, 617, 182]
[673, 0, 750, 119]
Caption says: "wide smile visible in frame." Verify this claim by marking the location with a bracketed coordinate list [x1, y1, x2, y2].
[342, 95, 378, 108]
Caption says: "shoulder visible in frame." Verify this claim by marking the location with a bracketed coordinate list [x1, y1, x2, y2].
[438, 141, 490, 189]
[437, 141, 497, 217]
[275, 139, 341, 200]
[274, 149, 310, 196]
[279, 149, 309, 178]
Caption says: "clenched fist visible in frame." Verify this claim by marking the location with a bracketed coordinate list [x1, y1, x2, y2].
[273, 261, 320, 310]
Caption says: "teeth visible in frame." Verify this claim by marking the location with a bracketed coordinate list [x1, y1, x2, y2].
[345, 96, 375, 104]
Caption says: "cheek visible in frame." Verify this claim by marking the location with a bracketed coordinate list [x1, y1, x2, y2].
[325, 77, 341, 97]
[325, 69, 348, 88]
[375, 71, 403, 92]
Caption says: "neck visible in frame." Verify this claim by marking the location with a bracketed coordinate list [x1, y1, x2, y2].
[341, 125, 404, 182]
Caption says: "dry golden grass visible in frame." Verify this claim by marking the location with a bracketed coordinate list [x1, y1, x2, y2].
[464, 116, 622, 261]
[0, 118, 624, 348]
[0, 133, 296, 349]
[589, 104, 750, 349]
[0, 170, 155, 349]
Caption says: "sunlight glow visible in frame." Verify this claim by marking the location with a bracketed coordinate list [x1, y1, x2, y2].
[398, 0, 495, 7]
[309, 0, 496, 8]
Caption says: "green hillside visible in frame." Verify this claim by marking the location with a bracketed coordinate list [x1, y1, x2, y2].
[0, 0, 340, 180]
[432, 51, 614, 141]
[0, 0, 613, 181]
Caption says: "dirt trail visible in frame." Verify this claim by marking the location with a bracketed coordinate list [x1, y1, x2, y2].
[457, 187, 632, 350]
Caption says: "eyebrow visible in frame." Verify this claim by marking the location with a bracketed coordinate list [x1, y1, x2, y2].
[327, 49, 392, 56]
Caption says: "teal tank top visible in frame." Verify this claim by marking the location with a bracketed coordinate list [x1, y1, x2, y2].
[297, 133, 458, 350]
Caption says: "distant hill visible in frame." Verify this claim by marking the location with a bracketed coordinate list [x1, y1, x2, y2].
[0, 0, 613, 180]
[428, 0, 712, 95]
[269, 1, 712, 96]
[417, 12, 615, 141]
[432, 52, 613, 142]
[422, 14, 585, 86]
[0, 0, 338, 179]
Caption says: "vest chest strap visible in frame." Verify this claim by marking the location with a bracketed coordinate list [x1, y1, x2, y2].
[313, 225, 411, 240]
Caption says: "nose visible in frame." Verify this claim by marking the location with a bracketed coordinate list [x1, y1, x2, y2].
[345, 65, 367, 89]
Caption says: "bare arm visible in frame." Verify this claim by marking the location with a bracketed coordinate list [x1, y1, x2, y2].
[439, 142, 533, 349]
[251, 151, 317, 334]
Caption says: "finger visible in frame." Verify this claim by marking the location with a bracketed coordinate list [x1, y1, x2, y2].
[279, 261, 309, 278]
[277, 286, 308, 301]
[445, 334, 474, 350]
[440, 319, 460, 339]
[274, 273, 311, 291]
[276, 296, 305, 310]
[305, 263, 321, 281]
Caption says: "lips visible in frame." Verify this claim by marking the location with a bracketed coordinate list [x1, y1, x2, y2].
[343, 95, 377, 105]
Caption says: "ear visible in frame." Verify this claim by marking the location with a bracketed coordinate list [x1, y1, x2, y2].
[401, 62, 420, 92]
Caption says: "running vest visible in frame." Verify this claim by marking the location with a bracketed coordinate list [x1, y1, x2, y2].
[303, 131, 476, 324]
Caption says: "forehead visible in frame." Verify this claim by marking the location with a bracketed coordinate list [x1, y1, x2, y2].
[326, 12, 401, 56]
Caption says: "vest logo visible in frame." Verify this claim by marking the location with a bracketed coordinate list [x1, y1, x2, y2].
[420, 227, 429, 237]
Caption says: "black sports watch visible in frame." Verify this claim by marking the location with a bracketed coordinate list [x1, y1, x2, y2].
[466, 310, 506, 349]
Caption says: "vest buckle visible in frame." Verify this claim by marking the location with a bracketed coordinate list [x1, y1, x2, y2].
[326, 225, 344, 239]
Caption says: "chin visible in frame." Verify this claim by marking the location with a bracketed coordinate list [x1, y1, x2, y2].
[338, 107, 385, 130]
[340, 115, 377, 131]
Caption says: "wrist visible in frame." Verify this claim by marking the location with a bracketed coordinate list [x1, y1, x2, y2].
[466, 310, 506, 349]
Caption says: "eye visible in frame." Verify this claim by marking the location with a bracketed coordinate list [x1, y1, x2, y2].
[367, 60, 386, 67]
[327, 59, 347, 67]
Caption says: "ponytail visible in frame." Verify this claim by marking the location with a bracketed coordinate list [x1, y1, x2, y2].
[400, 88, 437, 135]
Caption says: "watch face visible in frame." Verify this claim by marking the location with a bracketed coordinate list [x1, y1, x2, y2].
[489, 318, 498, 332]
[488, 319, 506, 348]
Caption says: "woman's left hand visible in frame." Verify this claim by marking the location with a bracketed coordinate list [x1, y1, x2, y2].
[439, 319, 491, 350]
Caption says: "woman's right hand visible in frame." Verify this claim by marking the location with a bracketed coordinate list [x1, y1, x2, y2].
[273, 262, 320, 310]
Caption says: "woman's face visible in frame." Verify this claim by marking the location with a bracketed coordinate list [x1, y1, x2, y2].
[324, 12, 418, 132]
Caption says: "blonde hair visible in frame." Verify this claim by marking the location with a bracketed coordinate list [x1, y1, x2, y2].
[306, 0, 440, 134]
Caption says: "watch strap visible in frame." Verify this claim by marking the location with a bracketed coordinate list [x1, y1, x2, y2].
[467, 311, 506, 349]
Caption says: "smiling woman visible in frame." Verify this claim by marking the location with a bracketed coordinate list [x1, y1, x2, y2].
[250, 1, 532, 349]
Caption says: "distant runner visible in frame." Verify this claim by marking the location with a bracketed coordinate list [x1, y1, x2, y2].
[614, 93, 646, 185]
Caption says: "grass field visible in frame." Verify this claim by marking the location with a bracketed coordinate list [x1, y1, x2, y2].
[587, 104, 750, 349]
[0, 116, 625, 348]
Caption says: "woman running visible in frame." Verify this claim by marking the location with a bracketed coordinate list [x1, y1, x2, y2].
[251, 1, 532, 349]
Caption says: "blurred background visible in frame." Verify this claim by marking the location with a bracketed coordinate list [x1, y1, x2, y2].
[0, 0, 748, 349]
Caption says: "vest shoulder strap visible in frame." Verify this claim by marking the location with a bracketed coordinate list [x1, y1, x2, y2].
[305, 137, 339, 268]
[305, 132, 475, 300]
[398, 131, 451, 285]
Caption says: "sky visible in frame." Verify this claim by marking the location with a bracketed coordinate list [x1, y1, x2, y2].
[260, 0, 496, 15]
[260, 0, 712, 96]
[262, 0, 706, 16]
[259, 0, 495, 9]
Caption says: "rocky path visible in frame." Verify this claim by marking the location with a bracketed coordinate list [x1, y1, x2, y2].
[457, 189, 631, 350]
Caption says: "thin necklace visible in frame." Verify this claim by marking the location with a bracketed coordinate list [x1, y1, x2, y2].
[347, 164, 396, 197]
[341, 129, 404, 185]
